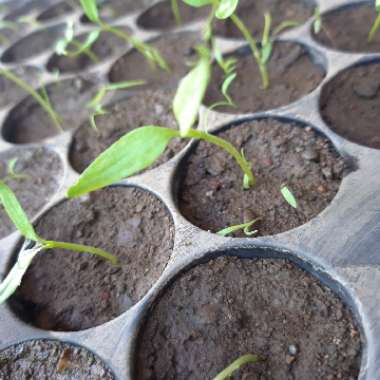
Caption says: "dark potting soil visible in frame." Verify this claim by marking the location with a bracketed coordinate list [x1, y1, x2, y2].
[312, 2, 380, 53]
[213, 0, 314, 39]
[320, 62, 380, 149]
[1, 24, 65, 63]
[135, 256, 362, 380]
[47, 28, 130, 74]
[10, 187, 174, 331]
[204, 42, 324, 114]
[0, 65, 40, 109]
[37, 0, 76, 21]
[108, 31, 201, 89]
[137, 0, 209, 31]
[0, 146, 62, 239]
[70, 88, 186, 173]
[0, 339, 115, 379]
[2, 77, 97, 144]
[178, 119, 347, 237]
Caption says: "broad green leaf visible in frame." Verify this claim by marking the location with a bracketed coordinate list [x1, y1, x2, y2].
[212, 354, 258, 380]
[215, 0, 238, 19]
[217, 218, 259, 237]
[80, 0, 99, 23]
[67, 126, 180, 197]
[182, 0, 212, 7]
[0, 181, 39, 241]
[173, 49, 211, 136]
[281, 185, 297, 208]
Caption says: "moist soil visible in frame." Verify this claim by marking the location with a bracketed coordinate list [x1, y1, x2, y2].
[312, 2, 380, 53]
[70, 88, 187, 173]
[2, 77, 98, 144]
[10, 187, 174, 331]
[320, 62, 380, 149]
[137, 0, 209, 31]
[36, 0, 76, 21]
[204, 42, 324, 114]
[108, 31, 201, 89]
[47, 28, 130, 74]
[1, 24, 65, 63]
[0, 339, 115, 379]
[0, 147, 62, 239]
[135, 256, 362, 380]
[213, 0, 314, 39]
[0, 65, 41, 109]
[178, 119, 347, 237]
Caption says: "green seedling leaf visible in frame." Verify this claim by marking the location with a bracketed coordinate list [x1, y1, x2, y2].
[273, 20, 301, 35]
[221, 72, 237, 105]
[212, 354, 259, 380]
[173, 47, 211, 136]
[369, 11, 380, 41]
[182, 0, 212, 7]
[68, 126, 180, 197]
[260, 42, 272, 65]
[215, 0, 239, 19]
[217, 218, 259, 237]
[80, 0, 99, 22]
[281, 185, 297, 208]
[313, 6, 321, 34]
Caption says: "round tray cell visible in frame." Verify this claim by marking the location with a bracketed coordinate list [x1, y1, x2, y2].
[0, 146, 63, 239]
[213, 0, 314, 39]
[320, 61, 380, 149]
[204, 41, 325, 114]
[135, 254, 362, 380]
[37, 0, 76, 21]
[312, 2, 380, 53]
[9, 186, 175, 331]
[70, 88, 187, 174]
[47, 27, 131, 74]
[0, 65, 41, 109]
[109, 31, 202, 89]
[137, 0, 209, 31]
[0, 339, 116, 379]
[177, 118, 348, 237]
[2, 77, 98, 144]
[1, 24, 65, 63]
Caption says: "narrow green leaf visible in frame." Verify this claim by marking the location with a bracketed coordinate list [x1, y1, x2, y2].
[80, 0, 99, 22]
[281, 185, 297, 208]
[0, 181, 39, 241]
[260, 42, 272, 65]
[67, 126, 180, 197]
[104, 80, 146, 92]
[212, 354, 259, 380]
[215, 0, 239, 19]
[171, 0, 182, 25]
[182, 0, 212, 7]
[72, 30, 100, 55]
[313, 6, 321, 34]
[273, 20, 300, 35]
[217, 218, 259, 237]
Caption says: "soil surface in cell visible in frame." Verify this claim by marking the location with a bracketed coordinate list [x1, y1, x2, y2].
[2, 77, 97, 144]
[10, 187, 174, 331]
[47, 28, 130, 73]
[312, 3, 380, 53]
[213, 0, 313, 39]
[178, 119, 347, 237]
[70, 88, 186, 173]
[204, 41, 324, 114]
[136, 256, 361, 380]
[320, 62, 380, 149]
[0, 340, 115, 379]
[137, 0, 209, 31]
[0, 147, 62, 239]
[37, 0, 76, 21]
[109, 32, 201, 89]
[2, 24, 64, 63]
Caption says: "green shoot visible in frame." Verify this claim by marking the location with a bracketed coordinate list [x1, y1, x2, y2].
[0, 181, 117, 304]
[313, 6, 322, 34]
[171, 0, 182, 25]
[369, 0, 380, 42]
[281, 184, 297, 208]
[79, 0, 169, 71]
[217, 218, 259, 237]
[1, 158, 28, 182]
[212, 354, 258, 380]
[67, 46, 255, 198]
[0, 69, 63, 132]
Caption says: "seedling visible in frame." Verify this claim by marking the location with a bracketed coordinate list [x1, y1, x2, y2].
[217, 218, 259, 237]
[67, 46, 255, 198]
[171, 0, 182, 25]
[0, 68, 63, 131]
[212, 354, 258, 380]
[0, 181, 117, 304]
[369, 0, 380, 42]
[1, 158, 28, 182]
[78, 0, 168, 70]
[281, 184, 297, 208]
[313, 6, 321, 34]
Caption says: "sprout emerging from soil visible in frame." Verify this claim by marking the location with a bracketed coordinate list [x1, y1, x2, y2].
[217, 218, 259, 237]
[78, 0, 168, 70]
[1, 158, 28, 182]
[313, 6, 322, 34]
[0, 181, 117, 304]
[369, 0, 380, 42]
[212, 354, 258, 380]
[281, 184, 298, 208]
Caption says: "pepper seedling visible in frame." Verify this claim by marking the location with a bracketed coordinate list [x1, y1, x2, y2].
[212, 354, 258, 380]
[281, 184, 298, 209]
[67, 45, 255, 198]
[77, 0, 168, 71]
[217, 218, 259, 237]
[369, 0, 380, 42]
[0, 181, 117, 304]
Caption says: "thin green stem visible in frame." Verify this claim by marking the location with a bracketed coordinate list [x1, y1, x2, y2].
[171, 0, 181, 25]
[230, 13, 269, 89]
[69, 39, 99, 62]
[212, 354, 259, 380]
[187, 129, 255, 188]
[0, 69, 62, 131]
[369, 12, 380, 42]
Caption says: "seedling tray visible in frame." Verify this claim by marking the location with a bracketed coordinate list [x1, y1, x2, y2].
[0, 0, 378, 378]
